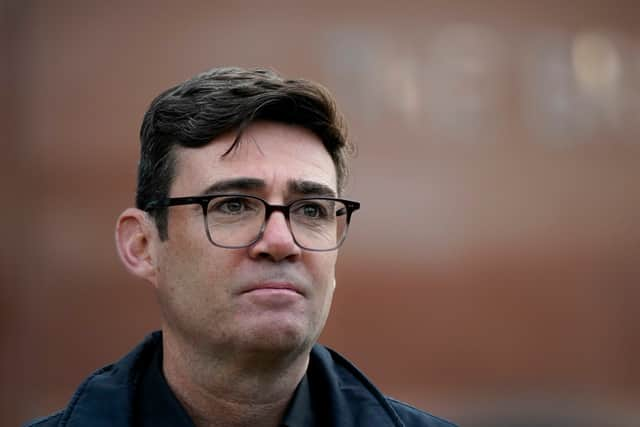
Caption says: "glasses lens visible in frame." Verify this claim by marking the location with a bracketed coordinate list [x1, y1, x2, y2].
[289, 199, 348, 251]
[206, 196, 264, 247]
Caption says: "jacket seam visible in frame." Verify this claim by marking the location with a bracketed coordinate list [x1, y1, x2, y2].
[23, 410, 63, 427]
[59, 365, 113, 426]
[387, 397, 458, 427]
[324, 347, 405, 426]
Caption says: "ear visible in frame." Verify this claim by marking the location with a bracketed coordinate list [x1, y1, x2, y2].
[115, 208, 160, 287]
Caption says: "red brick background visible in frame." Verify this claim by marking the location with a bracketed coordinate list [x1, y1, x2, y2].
[3, 1, 639, 425]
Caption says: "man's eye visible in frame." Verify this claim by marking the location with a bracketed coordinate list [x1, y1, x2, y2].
[303, 204, 321, 218]
[296, 202, 328, 219]
[211, 198, 249, 215]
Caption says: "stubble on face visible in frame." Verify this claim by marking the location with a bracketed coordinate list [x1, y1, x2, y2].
[153, 122, 339, 363]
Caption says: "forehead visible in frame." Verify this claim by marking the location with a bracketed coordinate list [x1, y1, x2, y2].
[171, 122, 337, 196]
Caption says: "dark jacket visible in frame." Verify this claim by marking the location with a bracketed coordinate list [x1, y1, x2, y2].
[24, 332, 457, 427]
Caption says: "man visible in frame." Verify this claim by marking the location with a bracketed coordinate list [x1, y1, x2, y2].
[26, 67, 456, 427]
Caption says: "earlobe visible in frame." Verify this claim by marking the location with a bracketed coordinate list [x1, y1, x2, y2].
[115, 208, 159, 286]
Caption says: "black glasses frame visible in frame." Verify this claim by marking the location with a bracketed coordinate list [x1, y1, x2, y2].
[145, 194, 361, 251]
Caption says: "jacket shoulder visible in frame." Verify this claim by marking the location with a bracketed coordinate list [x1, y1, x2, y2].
[22, 410, 64, 427]
[313, 344, 458, 427]
[22, 332, 162, 427]
[387, 397, 458, 427]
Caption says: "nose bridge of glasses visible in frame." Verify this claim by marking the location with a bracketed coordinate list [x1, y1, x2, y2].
[263, 203, 291, 222]
[262, 203, 294, 237]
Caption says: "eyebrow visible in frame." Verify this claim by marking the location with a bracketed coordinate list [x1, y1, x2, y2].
[199, 177, 265, 195]
[198, 177, 336, 198]
[288, 180, 336, 198]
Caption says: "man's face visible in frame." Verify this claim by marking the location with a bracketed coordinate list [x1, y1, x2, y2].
[153, 122, 339, 357]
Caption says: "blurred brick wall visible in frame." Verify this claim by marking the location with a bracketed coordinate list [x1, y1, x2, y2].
[4, 1, 640, 426]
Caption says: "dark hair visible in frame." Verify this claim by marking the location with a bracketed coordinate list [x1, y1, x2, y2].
[136, 67, 353, 240]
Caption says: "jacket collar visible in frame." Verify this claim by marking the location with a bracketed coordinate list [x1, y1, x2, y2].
[57, 331, 404, 427]
[309, 345, 404, 427]
[59, 332, 158, 427]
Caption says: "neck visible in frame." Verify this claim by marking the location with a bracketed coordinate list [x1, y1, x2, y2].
[161, 328, 310, 427]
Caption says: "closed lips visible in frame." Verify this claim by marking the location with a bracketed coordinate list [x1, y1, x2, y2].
[242, 282, 303, 295]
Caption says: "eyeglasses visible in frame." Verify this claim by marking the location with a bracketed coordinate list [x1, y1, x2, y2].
[145, 194, 360, 251]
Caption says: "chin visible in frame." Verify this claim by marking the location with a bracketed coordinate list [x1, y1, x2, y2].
[241, 319, 315, 355]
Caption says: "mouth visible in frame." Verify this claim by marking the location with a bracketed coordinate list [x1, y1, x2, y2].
[241, 282, 304, 296]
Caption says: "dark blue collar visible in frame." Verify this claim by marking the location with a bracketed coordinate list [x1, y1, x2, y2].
[136, 345, 194, 426]
[46, 332, 410, 427]
[281, 372, 316, 427]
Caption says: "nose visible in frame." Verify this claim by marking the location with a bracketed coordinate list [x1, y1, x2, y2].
[248, 211, 301, 262]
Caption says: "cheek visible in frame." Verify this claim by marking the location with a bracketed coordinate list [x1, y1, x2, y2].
[160, 209, 230, 280]
[308, 252, 337, 292]
[162, 243, 238, 291]
[155, 241, 243, 333]
[156, 233, 230, 302]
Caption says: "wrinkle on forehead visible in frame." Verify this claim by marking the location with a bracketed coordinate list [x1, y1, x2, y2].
[171, 122, 337, 197]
